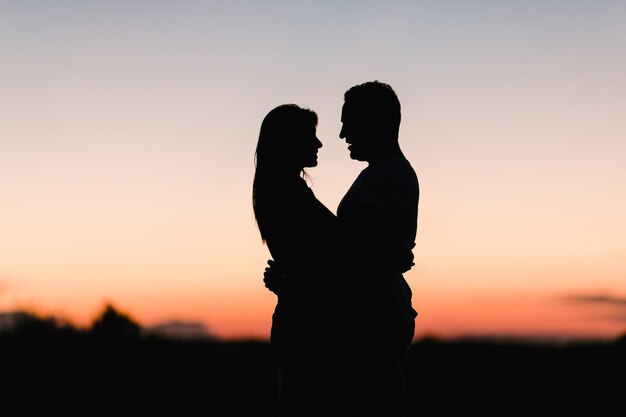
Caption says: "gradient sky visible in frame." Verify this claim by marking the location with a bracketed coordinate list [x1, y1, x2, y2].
[2, 1, 625, 341]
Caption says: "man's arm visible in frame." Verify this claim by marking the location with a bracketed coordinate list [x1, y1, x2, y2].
[341, 201, 414, 273]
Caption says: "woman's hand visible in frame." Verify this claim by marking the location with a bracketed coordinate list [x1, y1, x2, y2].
[263, 259, 284, 295]
[383, 243, 416, 273]
[398, 245, 415, 273]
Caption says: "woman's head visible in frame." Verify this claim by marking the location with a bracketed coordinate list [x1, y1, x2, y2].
[255, 104, 322, 175]
[253, 104, 322, 242]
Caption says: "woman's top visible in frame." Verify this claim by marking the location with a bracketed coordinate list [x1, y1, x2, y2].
[255, 176, 341, 361]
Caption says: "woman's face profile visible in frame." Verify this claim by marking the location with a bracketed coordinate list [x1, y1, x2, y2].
[294, 123, 323, 169]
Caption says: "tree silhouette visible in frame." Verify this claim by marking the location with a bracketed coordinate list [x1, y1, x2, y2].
[90, 303, 140, 340]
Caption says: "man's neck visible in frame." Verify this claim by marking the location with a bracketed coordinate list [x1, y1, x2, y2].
[366, 143, 402, 165]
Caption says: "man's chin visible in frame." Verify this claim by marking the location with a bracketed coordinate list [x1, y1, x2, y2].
[349, 151, 366, 161]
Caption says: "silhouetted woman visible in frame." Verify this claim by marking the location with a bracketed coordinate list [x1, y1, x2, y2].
[252, 104, 339, 416]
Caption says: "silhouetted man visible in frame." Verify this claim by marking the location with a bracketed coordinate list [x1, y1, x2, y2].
[263, 81, 419, 416]
[333, 80, 419, 417]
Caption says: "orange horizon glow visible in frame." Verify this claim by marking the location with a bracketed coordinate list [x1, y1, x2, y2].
[5, 284, 626, 342]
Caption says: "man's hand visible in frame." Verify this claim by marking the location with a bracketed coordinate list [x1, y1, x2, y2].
[263, 259, 284, 295]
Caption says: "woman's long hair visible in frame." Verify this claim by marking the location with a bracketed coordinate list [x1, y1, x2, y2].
[253, 104, 318, 243]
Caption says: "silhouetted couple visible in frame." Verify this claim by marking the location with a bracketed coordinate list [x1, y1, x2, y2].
[253, 81, 419, 417]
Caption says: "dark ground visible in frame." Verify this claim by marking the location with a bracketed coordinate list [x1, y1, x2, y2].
[2, 312, 625, 416]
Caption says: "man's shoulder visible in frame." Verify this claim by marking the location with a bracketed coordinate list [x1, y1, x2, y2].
[396, 155, 418, 178]
[381, 154, 418, 188]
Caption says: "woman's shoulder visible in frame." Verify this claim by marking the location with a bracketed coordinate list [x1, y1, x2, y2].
[257, 177, 319, 214]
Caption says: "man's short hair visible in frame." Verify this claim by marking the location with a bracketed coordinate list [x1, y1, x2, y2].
[344, 80, 401, 139]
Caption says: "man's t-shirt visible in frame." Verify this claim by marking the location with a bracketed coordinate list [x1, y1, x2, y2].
[337, 152, 419, 330]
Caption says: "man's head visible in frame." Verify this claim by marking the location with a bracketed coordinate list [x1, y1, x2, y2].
[340, 81, 401, 162]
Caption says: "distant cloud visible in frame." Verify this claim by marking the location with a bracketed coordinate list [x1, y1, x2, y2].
[561, 294, 626, 306]
[559, 293, 626, 323]
[144, 320, 215, 340]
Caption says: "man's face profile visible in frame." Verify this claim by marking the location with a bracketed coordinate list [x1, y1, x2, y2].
[340, 102, 375, 162]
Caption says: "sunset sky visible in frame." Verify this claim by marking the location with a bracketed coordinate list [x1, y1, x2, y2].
[2, 1, 625, 341]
